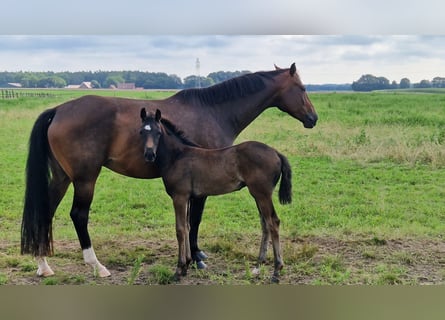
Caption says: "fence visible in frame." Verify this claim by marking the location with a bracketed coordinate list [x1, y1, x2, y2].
[1, 90, 56, 99]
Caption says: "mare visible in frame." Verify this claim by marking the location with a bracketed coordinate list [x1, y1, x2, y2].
[21, 63, 317, 277]
[140, 108, 292, 281]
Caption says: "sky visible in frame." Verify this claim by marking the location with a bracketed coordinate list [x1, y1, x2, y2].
[1, 35, 444, 84]
[1, 1, 445, 85]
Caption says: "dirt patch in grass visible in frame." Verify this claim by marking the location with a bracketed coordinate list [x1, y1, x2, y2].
[2, 236, 444, 285]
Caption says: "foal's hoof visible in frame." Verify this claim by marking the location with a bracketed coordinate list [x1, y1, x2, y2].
[196, 251, 208, 261]
[271, 275, 280, 284]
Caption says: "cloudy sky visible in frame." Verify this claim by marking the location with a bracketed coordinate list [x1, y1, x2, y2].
[1, 35, 444, 84]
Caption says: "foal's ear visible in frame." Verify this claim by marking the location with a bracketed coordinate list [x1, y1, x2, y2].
[155, 109, 161, 122]
[289, 63, 296, 76]
[140, 108, 147, 120]
[274, 64, 281, 70]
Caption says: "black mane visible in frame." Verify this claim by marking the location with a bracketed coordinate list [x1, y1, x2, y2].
[160, 118, 201, 147]
[172, 69, 287, 106]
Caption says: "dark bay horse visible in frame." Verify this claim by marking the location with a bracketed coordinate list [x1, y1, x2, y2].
[21, 63, 317, 277]
[140, 108, 292, 281]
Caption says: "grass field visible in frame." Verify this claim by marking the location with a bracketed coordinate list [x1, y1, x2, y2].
[1, 89, 444, 285]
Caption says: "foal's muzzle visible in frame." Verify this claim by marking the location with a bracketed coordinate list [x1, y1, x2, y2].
[144, 148, 156, 162]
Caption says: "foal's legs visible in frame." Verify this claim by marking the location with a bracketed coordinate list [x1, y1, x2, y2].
[253, 196, 283, 279]
[36, 163, 70, 277]
[173, 195, 192, 279]
[71, 179, 110, 277]
[258, 215, 270, 264]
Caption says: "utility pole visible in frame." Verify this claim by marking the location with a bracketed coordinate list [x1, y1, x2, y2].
[195, 58, 201, 88]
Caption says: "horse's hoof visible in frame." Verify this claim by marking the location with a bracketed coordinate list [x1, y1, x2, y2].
[251, 267, 260, 276]
[37, 267, 55, 277]
[96, 265, 111, 278]
[196, 251, 208, 261]
[196, 260, 207, 269]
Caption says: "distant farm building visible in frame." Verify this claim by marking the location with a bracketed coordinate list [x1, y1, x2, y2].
[5, 83, 22, 88]
[117, 83, 136, 90]
[65, 82, 92, 89]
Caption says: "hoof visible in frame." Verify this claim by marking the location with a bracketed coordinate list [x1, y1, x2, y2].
[36, 257, 54, 277]
[196, 260, 207, 270]
[271, 275, 280, 284]
[96, 264, 111, 278]
[196, 251, 208, 261]
[37, 267, 55, 277]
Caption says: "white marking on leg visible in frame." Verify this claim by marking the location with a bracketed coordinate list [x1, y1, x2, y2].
[252, 267, 261, 276]
[83, 247, 111, 277]
[36, 256, 54, 277]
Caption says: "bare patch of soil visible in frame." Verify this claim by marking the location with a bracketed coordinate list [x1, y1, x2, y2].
[2, 236, 444, 285]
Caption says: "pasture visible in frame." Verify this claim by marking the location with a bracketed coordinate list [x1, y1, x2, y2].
[1, 89, 444, 285]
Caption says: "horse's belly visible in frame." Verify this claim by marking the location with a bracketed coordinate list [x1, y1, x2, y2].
[104, 158, 160, 179]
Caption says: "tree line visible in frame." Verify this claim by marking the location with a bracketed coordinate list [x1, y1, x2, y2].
[352, 74, 445, 91]
[0, 70, 250, 89]
[2, 70, 444, 91]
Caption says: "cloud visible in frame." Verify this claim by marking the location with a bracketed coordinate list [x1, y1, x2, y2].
[0, 35, 444, 84]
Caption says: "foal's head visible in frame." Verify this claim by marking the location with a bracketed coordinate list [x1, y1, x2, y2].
[140, 108, 163, 162]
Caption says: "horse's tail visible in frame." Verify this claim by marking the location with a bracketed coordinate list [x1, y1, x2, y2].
[277, 152, 292, 205]
[21, 108, 57, 257]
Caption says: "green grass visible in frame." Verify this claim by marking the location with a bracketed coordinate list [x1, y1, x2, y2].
[1, 89, 444, 284]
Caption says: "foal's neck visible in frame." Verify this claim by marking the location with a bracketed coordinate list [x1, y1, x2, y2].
[155, 127, 190, 173]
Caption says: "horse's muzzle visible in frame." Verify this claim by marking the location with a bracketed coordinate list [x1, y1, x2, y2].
[144, 149, 156, 162]
[303, 113, 318, 128]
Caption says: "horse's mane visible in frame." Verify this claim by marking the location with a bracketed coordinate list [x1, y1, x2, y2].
[172, 69, 288, 106]
[160, 118, 201, 147]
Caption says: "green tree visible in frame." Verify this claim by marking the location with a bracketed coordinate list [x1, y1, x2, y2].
[91, 80, 101, 88]
[20, 74, 39, 88]
[183, 76, 214, 89]
[352, 74, 391, 91]
[399, 78, 411, 89]
[37, 76, 66, 88]
[432, 77, 445, 88]
[104, 75, 125, 88]
[414, 80, 432, 88]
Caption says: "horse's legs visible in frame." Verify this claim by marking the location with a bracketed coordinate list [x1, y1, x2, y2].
[189, 197, 208, 268]
[71, 179, 110, 277]
[36, 163, 70, 277]
[173, 195, 192, 279]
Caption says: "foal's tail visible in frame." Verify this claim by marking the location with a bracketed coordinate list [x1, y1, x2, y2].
[277, 152, 292, 204]
[21, 108, 57, 257]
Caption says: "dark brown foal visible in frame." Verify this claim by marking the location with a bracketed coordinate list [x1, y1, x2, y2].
[140, 108, 292, 281]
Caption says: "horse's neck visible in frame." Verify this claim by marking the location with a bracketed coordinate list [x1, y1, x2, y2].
[212, 87, 277, 139]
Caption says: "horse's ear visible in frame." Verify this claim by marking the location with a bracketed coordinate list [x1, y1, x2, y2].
[289, 63, 296, 76]
[274, 64, 281, 70]
[155, 109, 161, 122]
[140, 108, 147, 120]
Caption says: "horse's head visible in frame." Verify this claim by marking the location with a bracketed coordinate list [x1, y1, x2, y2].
[140, 108, 163, 162]
[274, 63, 318, 128]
